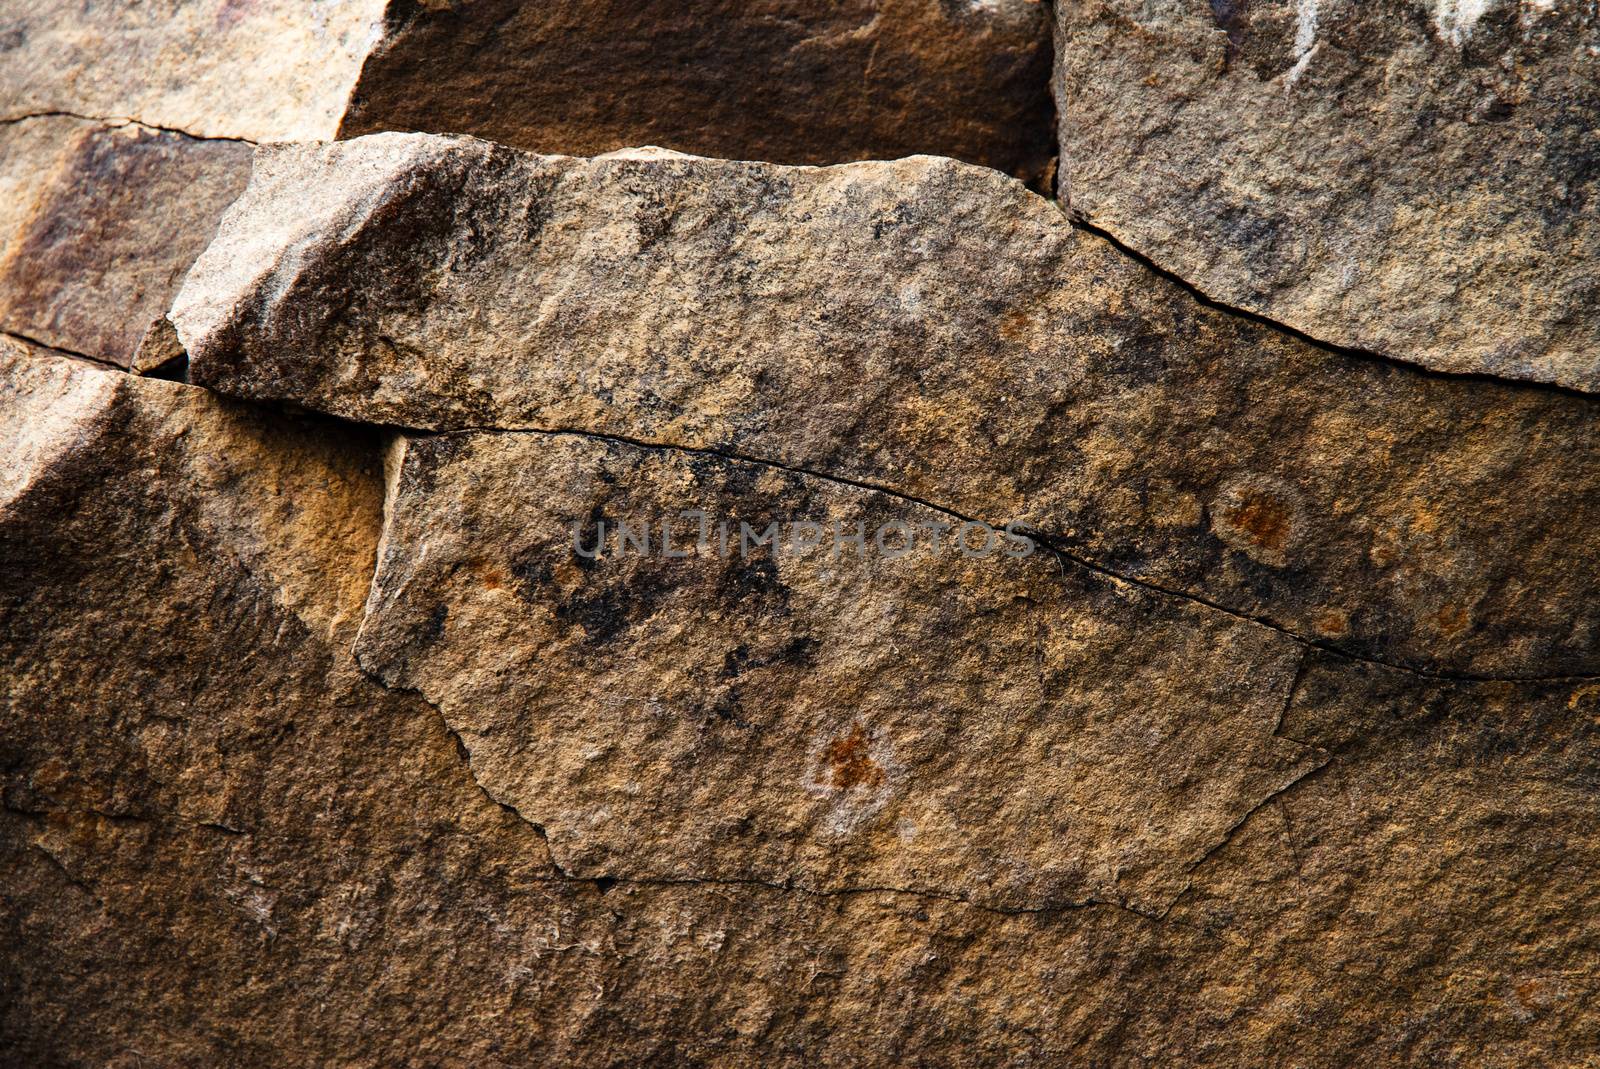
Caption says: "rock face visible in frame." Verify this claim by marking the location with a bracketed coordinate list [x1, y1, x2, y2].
[0, 116, 251, 367]
[338, 0, 1054, 180]
[5, 6, 1600, 1063]
[1052, 0, 1600, 390]
[173, 135, 1600, 678]
[355, 430, 1320, 916]
[6, 343, 1600, 1066]
[0, 0, 1053, 177]
[0, 0, 388, 142]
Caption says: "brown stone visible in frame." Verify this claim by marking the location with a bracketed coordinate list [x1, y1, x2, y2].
[0, 115, 250, 366]
[1, 0, 1053, 178]
[172, 134, 1600, 677]
[339, 0, 1054, 181]
[1052, 0, 1600, 390]
[354, 429, 1321, 915]
[4, 345, 1599, 1065]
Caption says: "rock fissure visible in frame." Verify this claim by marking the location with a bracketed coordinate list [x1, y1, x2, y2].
[0, 327, 123, 371]
[405, 423, 1600, 686]
[0, 110, 259, 144]
[1062, 210, 1600, 402]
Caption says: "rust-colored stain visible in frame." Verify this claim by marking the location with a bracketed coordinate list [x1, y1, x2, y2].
[1432, 604, 1471, 639]
[1313, 608, 1350, 639]
[465, 557, 506, 591]
[818, 724, 884, 791]
[1220, 491, 1291, 553]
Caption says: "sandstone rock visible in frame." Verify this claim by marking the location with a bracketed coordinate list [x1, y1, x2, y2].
[1052, 0, 1600, 390]
[0, 115, 250, 366]
[354, 429, 1321, 915]
[1, 0, 1052, 177]
[173, 134, 1600, 677]
[5, 345, 1599, 1065]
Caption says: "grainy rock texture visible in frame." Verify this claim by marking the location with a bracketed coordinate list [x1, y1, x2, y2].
[0, 0, 387, 141]
[0, 0, 1052, 176]
[0, 115, 251, 367]
[339, 0, 1054, 180]
[4, 2, 1599, 1060]
[5, 344, 1600, 1066]
[355, 430, 1320, 916]
[173, 135, 1600, 678]
[1052, 0, 1600, 390]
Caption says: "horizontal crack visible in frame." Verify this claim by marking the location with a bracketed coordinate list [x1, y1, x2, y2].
[415, 423, 1600, 686]
[566, 871, 1185, 927]
[1063, 206, 1598, 402]
[1, 327, 125, 371]
[0, 110, 258, 144]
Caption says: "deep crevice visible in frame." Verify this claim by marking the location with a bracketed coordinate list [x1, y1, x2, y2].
[1, 327, 124, 371]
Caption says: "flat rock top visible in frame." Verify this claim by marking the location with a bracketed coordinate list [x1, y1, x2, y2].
[1054, 0, 1600, 389]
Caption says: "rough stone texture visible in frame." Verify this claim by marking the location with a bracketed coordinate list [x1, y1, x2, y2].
[4, 3, 1598, 1059]
[6, 344, 1600, 1066]
[1052, 0, 1600, 390]
[0, 0, 1052, 178]
[0, 115, 251, 366]
[355, 430, 1320, 916]
[173, 134, 1600, 678]
[0, 0, 387, 141]
[339, 0, 1055, 181]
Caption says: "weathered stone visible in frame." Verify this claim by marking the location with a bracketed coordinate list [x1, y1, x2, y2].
[6, 346, 1599, 1066]
[339, 0, 1055, 180]
[173, 134, 1600, 678]
[1052, 0, 1600, 390]
[0, 115, 251, 366]
[354, 429, 1320, 915]
[1171, 650, 1600, 1064]
[0, 1, 387, 142]
[1, 0, 1052, 177]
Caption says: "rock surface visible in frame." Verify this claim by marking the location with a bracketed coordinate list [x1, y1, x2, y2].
[355, 429, 1320, 915]
[0, 0, 1052, 177]
[5, 343, 1600, 1066]
[339, 0, 1054, 180]
[173, 134, 1600, 678]
[4, 3, 1599, 1060]
[0, 115, 251, 367]
[1052, 0, 1600, 390]
[0, 0, 387, 141]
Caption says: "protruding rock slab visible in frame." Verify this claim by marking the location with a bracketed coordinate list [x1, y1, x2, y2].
[354, 430, 1319, 914]
[1053, 0, 1600, 390]
[174, 134, 1600, 677]
[0, 116, 250, 366]
[340, 0, 1054, 179]
[0, 0, 1051, 175]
